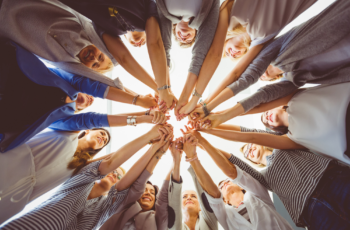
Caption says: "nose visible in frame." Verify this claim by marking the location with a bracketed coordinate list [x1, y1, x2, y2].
[102, 135, 107, 143]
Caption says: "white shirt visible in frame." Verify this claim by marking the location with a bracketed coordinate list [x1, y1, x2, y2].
[229, 0, 316, 47]
[287, 83, 350, 164]
[205, 167, 293, 230]
[122, 220, 137, 230]
[0, 130, 78, 224]
[164, 0, 202, 22]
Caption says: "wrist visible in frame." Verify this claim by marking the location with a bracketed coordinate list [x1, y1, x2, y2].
[138, 115, 151, 124]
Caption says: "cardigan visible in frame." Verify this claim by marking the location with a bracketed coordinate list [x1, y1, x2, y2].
[0, 42, 108, 153]
[226, 0, 350, 112]
[156, 0, 220, 76]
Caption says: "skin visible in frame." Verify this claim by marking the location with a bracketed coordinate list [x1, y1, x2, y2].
[224, 34, 249, 59]
[242, 144, 272, 166]
[77, 129, 110, 152]
[125, 31, 147, 47]
[182, 190, 200, 215]
[176, 21, 196, 44]
[219, 180, 244, 207]
[78, 45, 111, 71]
[137, 183, 156, 211]
[259, 65, 284, 81]
[262, 106, 289, 128]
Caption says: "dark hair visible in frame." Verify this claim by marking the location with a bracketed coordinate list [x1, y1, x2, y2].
[146, 181, 159, 211]
[261, 106, 289, 135]
[68, 128, 111, 175]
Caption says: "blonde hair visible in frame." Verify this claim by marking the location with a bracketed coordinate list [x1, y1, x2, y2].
[96, 57, 114, 74]
[68, 150, 93, 175]
[223, 24, 251, 59]
[119, 166, 126, 175]
[172, 24, 197, 48]
[239, 143, 273, 167]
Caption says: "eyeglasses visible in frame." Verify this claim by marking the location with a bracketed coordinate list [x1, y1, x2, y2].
[112, 170, 123, 180]
[244, 143, 253, 159]
[218, 179, 230, 190]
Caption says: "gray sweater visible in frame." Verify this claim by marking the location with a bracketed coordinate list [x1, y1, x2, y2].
[227, 0, 350, 112]
[156, 0, 219, 76]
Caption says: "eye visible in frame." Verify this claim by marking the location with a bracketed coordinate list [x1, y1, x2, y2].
[92, 62, 98, 68]
[98, 54, 102, 61]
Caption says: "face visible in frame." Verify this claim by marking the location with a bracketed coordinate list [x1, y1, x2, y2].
[243, 144, 265, 164]
[99, 168, 124, 191]
[260, 65, 284, 81]
[218, 180, 244, 207]
[82, 129, 109, 150]
[182, 190, 200, 213]
[76, 93, 94, 110]
[175, 22, 196, 44]
[124, 31, 146, 47]
[224, 36, 247, 59]
[261, 106, 287, 127]
[78, 45, 110, 71]
[137, 183, 156, 211]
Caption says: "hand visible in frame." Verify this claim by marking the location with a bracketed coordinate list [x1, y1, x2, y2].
[199, 113, 225, 129]
[170, 137, 183, 163]
[183, 134, 198, 158]
[180, 125, 202, 140]
[159, 91, 176, 111]
[189, 107, 206, 122]
[137, 94, 158, 109]
[149, 124, 173, 140]
[157, 132, 174, 153]
[187, 120, 201, 131]
[178, 97, 199, 120]
[174, 98, 188, 121]
[150, 111, 170, 124]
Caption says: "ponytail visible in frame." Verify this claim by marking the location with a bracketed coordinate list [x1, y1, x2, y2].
[67, 150, 92, 175]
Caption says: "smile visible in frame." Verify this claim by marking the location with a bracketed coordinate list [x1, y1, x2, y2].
[84, 50, 90, 59]
[142, 197, 151, 201]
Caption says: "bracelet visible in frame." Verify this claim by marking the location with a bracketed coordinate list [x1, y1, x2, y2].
[192, 89, 202, 98]
[185, 153, 198, 162]
[127, 116, 137, 126]
[157, 85, 171, 91]
[145, 109, 151, 116]
[132, 95, 140, 105]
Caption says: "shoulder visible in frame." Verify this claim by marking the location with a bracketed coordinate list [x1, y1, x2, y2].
[220, 0, 234, 12]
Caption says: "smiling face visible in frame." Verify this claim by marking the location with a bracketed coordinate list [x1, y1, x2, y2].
[75, 93, 94, 110]
[175, 22, 196, 44]
[182, 190, 200, 214]
[137, 183, 156, 211]
[261, 107, 287, 128]
[218, 180, 244, 207]
[224, 36, 247, 59]
[78, 45, 111, 72]
[125, 31, 146, 47]
[99, 167, 124, 192]
[242, 144, 265, 164]
[82, 129, 110, 151]
[260, 65, 284, 81]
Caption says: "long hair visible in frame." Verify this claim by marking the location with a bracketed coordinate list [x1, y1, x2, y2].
[96, 56, 114, 74]
[239, 143, 272, 167]
[68, 128, 111, 175]
[146, 181, 159, 211]
[261, 106, 289, 134]
[223, 24, 251, 59]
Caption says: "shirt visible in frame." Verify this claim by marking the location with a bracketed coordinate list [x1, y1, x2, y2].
[164, 0, 202, 22]
[1, 161, 129, 230]
[226, 127, 332, 227]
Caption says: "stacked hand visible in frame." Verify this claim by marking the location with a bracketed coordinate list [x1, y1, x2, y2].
[182, 133, 198, 159]
[170, 137, 183, 163]
[149, 124, 174, 141]
[177, 98, 199, 120]
[138, 94, 158, 109]
[159, 90, 177, 112]
[199, 113, 224, 129]
[152, 131, 174, 153]
[149, 110, 170, 124]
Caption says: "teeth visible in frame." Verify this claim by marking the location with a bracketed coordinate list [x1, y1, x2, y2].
[84, 50, 90, 59]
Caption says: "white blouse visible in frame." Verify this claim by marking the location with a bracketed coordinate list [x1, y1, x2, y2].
[229, 0, 316, 47]
[0, 129, 78, 224]
[205, 166, 293, 230]
[287, 83, 350, 164]
[164, 0, 202, 22]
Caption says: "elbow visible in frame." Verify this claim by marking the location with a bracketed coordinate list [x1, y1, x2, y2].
[224, 166, 237, 180]
[206, 50, 223, 62]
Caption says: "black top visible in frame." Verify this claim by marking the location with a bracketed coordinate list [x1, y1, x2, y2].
[59, 0, 159, 38]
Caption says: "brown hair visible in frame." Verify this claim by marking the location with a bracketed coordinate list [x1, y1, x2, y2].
[223, 24, 251, 60]
[68, 128, 111, 175]
[172, 24, 197, 48]
[239, 143, 273, 167]
[144, 181, 159, 211]
[261, 106, 289, 134]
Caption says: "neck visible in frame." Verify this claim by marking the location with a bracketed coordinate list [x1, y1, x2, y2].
[229, 192, 244, 207]
[76, 139, 89, 153]
[261, 150, 273, 166]
[281, 111, 290, 127]
[87, 183, 106, 200]
[183, 211, 198, 230]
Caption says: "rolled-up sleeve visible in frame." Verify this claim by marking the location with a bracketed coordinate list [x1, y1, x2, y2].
[157, 7, 173, 67]
[49, 112, 109, 131]
[155, 180, 170, 229]
[49, 68, 108, 98]
[168, 175, 183, 230]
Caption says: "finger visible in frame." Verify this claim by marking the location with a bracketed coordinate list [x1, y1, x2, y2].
[170, 100, 176, 110]
[180, 128, 186, 135]
[152, 112, 158, 124]
[155, 113, 162, 124]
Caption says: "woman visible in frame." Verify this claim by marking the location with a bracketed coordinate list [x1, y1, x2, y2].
[1, 124, 173, 230]
[175, 0, 316, 119]
[187, 125, 350, 230]
[181, 132, 293, 230]
[167, 138, 218, 230]
[58, 0, 177, 110]
[192, 0, 350, 124]
[100, 132, 180, 230]
[0, 41, 167, 153]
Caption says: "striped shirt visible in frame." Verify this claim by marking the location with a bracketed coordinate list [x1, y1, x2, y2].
[228, 127, 332, 227]
[2, 161, 129, 230]
[236, 205, 250, 223]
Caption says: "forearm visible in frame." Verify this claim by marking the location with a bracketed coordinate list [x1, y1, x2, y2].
[214, 124, 241, 131]
[190, 159, 221, 198]
[219, 103, 245, 122]
[145, 150, 165, 174]
[107, 115, 152, 127]
[117, 146, 158, 191]
[207, 88, 234, 111]
[106, 87, 135, 104]
[172, 160, 181, 182]
[198, 137, 237, 179]
[179, 72, 197, 101]
[166, 162, 173, 181]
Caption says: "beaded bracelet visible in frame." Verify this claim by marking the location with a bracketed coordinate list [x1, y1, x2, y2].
[185, 153, 198, 162]
[132, 95, 140, 105]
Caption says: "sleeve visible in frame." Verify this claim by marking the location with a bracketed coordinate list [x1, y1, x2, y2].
[105, 187, 130, 217]
[188, 166, 218, 230]
[240, 126, 281, 135]
[146, 0, 160, 22]
[227, 154, 271, 191]
[232, 166, 274, 207]
[49, 68, 108, 98]
[189, 0, 220, 76]
[155, 180, 170, 230]
[238, 80, 298, 112]
[168, 174, 184, 230]
[49, 112, 109, 131]
[226, 38, 283, 96]
[156, 7, 173, 67]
